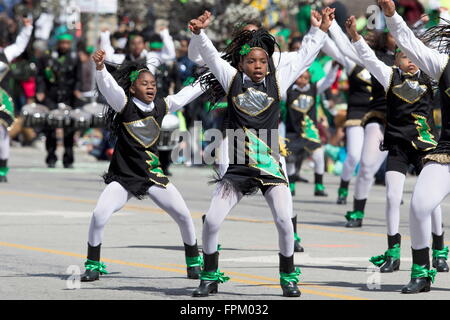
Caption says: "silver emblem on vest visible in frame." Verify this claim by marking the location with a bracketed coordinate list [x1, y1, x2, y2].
[0, 61, 10, 82]
[392, 79, 427, 104]
[233, 87, 275, 116]
[123, 116, 160, 148]
[290, 94, 314, 113]
[356, 68, 372, 85]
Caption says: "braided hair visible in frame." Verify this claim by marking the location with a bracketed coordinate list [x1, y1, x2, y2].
[196, 28, 280, 104]
[101, 60, 154, 140]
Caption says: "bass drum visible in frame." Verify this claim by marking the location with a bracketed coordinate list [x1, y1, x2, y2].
[21, 103, 49, 128]
[46, 103, 72, 128]
[158, 113, 180, 151]
[83, 102, 106, 128]
[70, 108, 92, 131]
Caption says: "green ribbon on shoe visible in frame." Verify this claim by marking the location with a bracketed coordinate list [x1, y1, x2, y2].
[315, 183, 325, 192]
[294, 232, 301, 243]
[369, 244, 400, 267]
[186, 255, 204, 268]
[280, 267, 301, 286]
[345, 210, 364, 221]
[432, 246, 449, 260]
[84, 259, 109, 274]
[411, 264, 437, 283]
[338, 187, 348, 198]
[200, 269, 230, 283]
[0, 166, 9, 177]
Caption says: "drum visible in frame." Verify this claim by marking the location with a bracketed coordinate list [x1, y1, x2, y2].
[82, 102, 106, 128]
[158, 113, 180, 151]
[46, 103, 72, 128]
[70, 108, 92, 130]
[21, 103, 49, 128]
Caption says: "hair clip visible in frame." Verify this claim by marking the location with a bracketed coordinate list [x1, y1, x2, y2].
[240, 44, 252, 56]
[129, 70, 140, 82]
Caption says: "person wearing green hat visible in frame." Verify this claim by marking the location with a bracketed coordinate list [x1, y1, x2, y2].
[35, 31, 82, 168]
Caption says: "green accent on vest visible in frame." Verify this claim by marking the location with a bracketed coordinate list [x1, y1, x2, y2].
[145, 151, 165, 176]
[302, 115, 320, 142]
[412, 113, 438, 147]
[0, 88, 14, 116]
[245, 129, 285, 180]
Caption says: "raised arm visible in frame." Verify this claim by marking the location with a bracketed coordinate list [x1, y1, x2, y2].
[4, 19, 33, 63]
[189, 12, 237, 93]
[93, 50, 127, 112]
[165, 81, 205, 113]
[346, 16, 392, 92]
[328, 19, 365, 68]
[158, 28, 176, 63]
[277, 8, 332, 95]
[99, 30, 126, 65]
[321, 35, 356, 73]
[317, 63, 340, 94]
[379, 0, 448, 80]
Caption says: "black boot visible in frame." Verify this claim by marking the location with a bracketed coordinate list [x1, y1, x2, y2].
[432, 233, 449, 272]
[314, 174, 327, 197]
[292, 216, 304, 252]
[192, 252, 221, 297]
[185, 242, 202, 279]
[345, 198, 366, 228]
[279, 253, 301, 297]
[379, 234, 401, 273]
[402, 248, 435, 294]
[81, 243, 104, 282]
[337, 180, 349, 204]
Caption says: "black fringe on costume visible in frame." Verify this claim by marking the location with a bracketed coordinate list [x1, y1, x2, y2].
[102, 172, 154, 200]
[208, 166, 260, 196]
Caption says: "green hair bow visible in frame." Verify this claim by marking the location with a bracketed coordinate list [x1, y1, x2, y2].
[240, 44, 252, 56]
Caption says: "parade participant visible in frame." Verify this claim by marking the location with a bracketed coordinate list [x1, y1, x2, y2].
[285, 65, 339, 197]
[99, 26, 176, 74]
[35, 33, 82, 168]
[346, 15, 447, 275]
[0, 17, 33, 182]
[80, 49, 204, 282]
[329, 19, 396, 227]
[379, 0, 450, 293]
[188, 8, 334, 298]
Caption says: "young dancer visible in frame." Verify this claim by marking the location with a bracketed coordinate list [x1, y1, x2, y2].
[80, 50, 204, 282]
[188, 8, 334, 297]
[379, 0, 450, 293]
[330, 19, 396, 227]
[285, 65, 339, 197]
[346, 16, 448, 274]
[0, 18, 33, 182]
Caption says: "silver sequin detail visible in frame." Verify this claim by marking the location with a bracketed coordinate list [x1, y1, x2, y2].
[232, 87, 275, 116]
[392, 79, 427, 104]
[290, 95, 314, 113]
[356, 68, 372, 84]
[124, 116, 160, 148]
[0, 62, 9, 82]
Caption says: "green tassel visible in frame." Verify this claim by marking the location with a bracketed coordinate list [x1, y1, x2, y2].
[432, 246, 449, 260]
[369, 244, 400, 267]
[345, 210, 364, 221]
[200, 269, 230, 283]
[411, 264, 437, 283]
[84, 259, 108, 274]
[280, 267, 301, 286]
[186, 255, 204, 268]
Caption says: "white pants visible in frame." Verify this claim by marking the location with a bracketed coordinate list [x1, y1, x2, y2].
[409, 162, 449, 249]
[0, 125, 10, 160]
[88, 182, 197, 247]
[341, 125, 364, 182]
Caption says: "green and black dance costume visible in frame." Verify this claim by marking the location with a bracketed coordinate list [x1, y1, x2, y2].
[284, 65, 339, 197]
[190, 25, 327, 297]
[384, 11, 450, 293]
[0, 24, 33, 182]
[81, 64, 205, 281]
[354, 36, 448, 274]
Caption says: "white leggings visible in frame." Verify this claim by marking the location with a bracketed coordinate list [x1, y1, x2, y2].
[354, 122, 388, 200]
[202, 184, 294, 257]
[286, 147, 325, 176]
[409, 162, 449, 249]
[385, 171, 442, 237]
[0, 125, 10, 160]
[88, 181, 197, 247]
[341, 125, 364, 182]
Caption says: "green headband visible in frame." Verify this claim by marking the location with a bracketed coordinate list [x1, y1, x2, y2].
[58, 34, 73, 42]
[149, 42, 164, 49]
[239, 44, 268, 57]
[129, 69, 148, 82]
